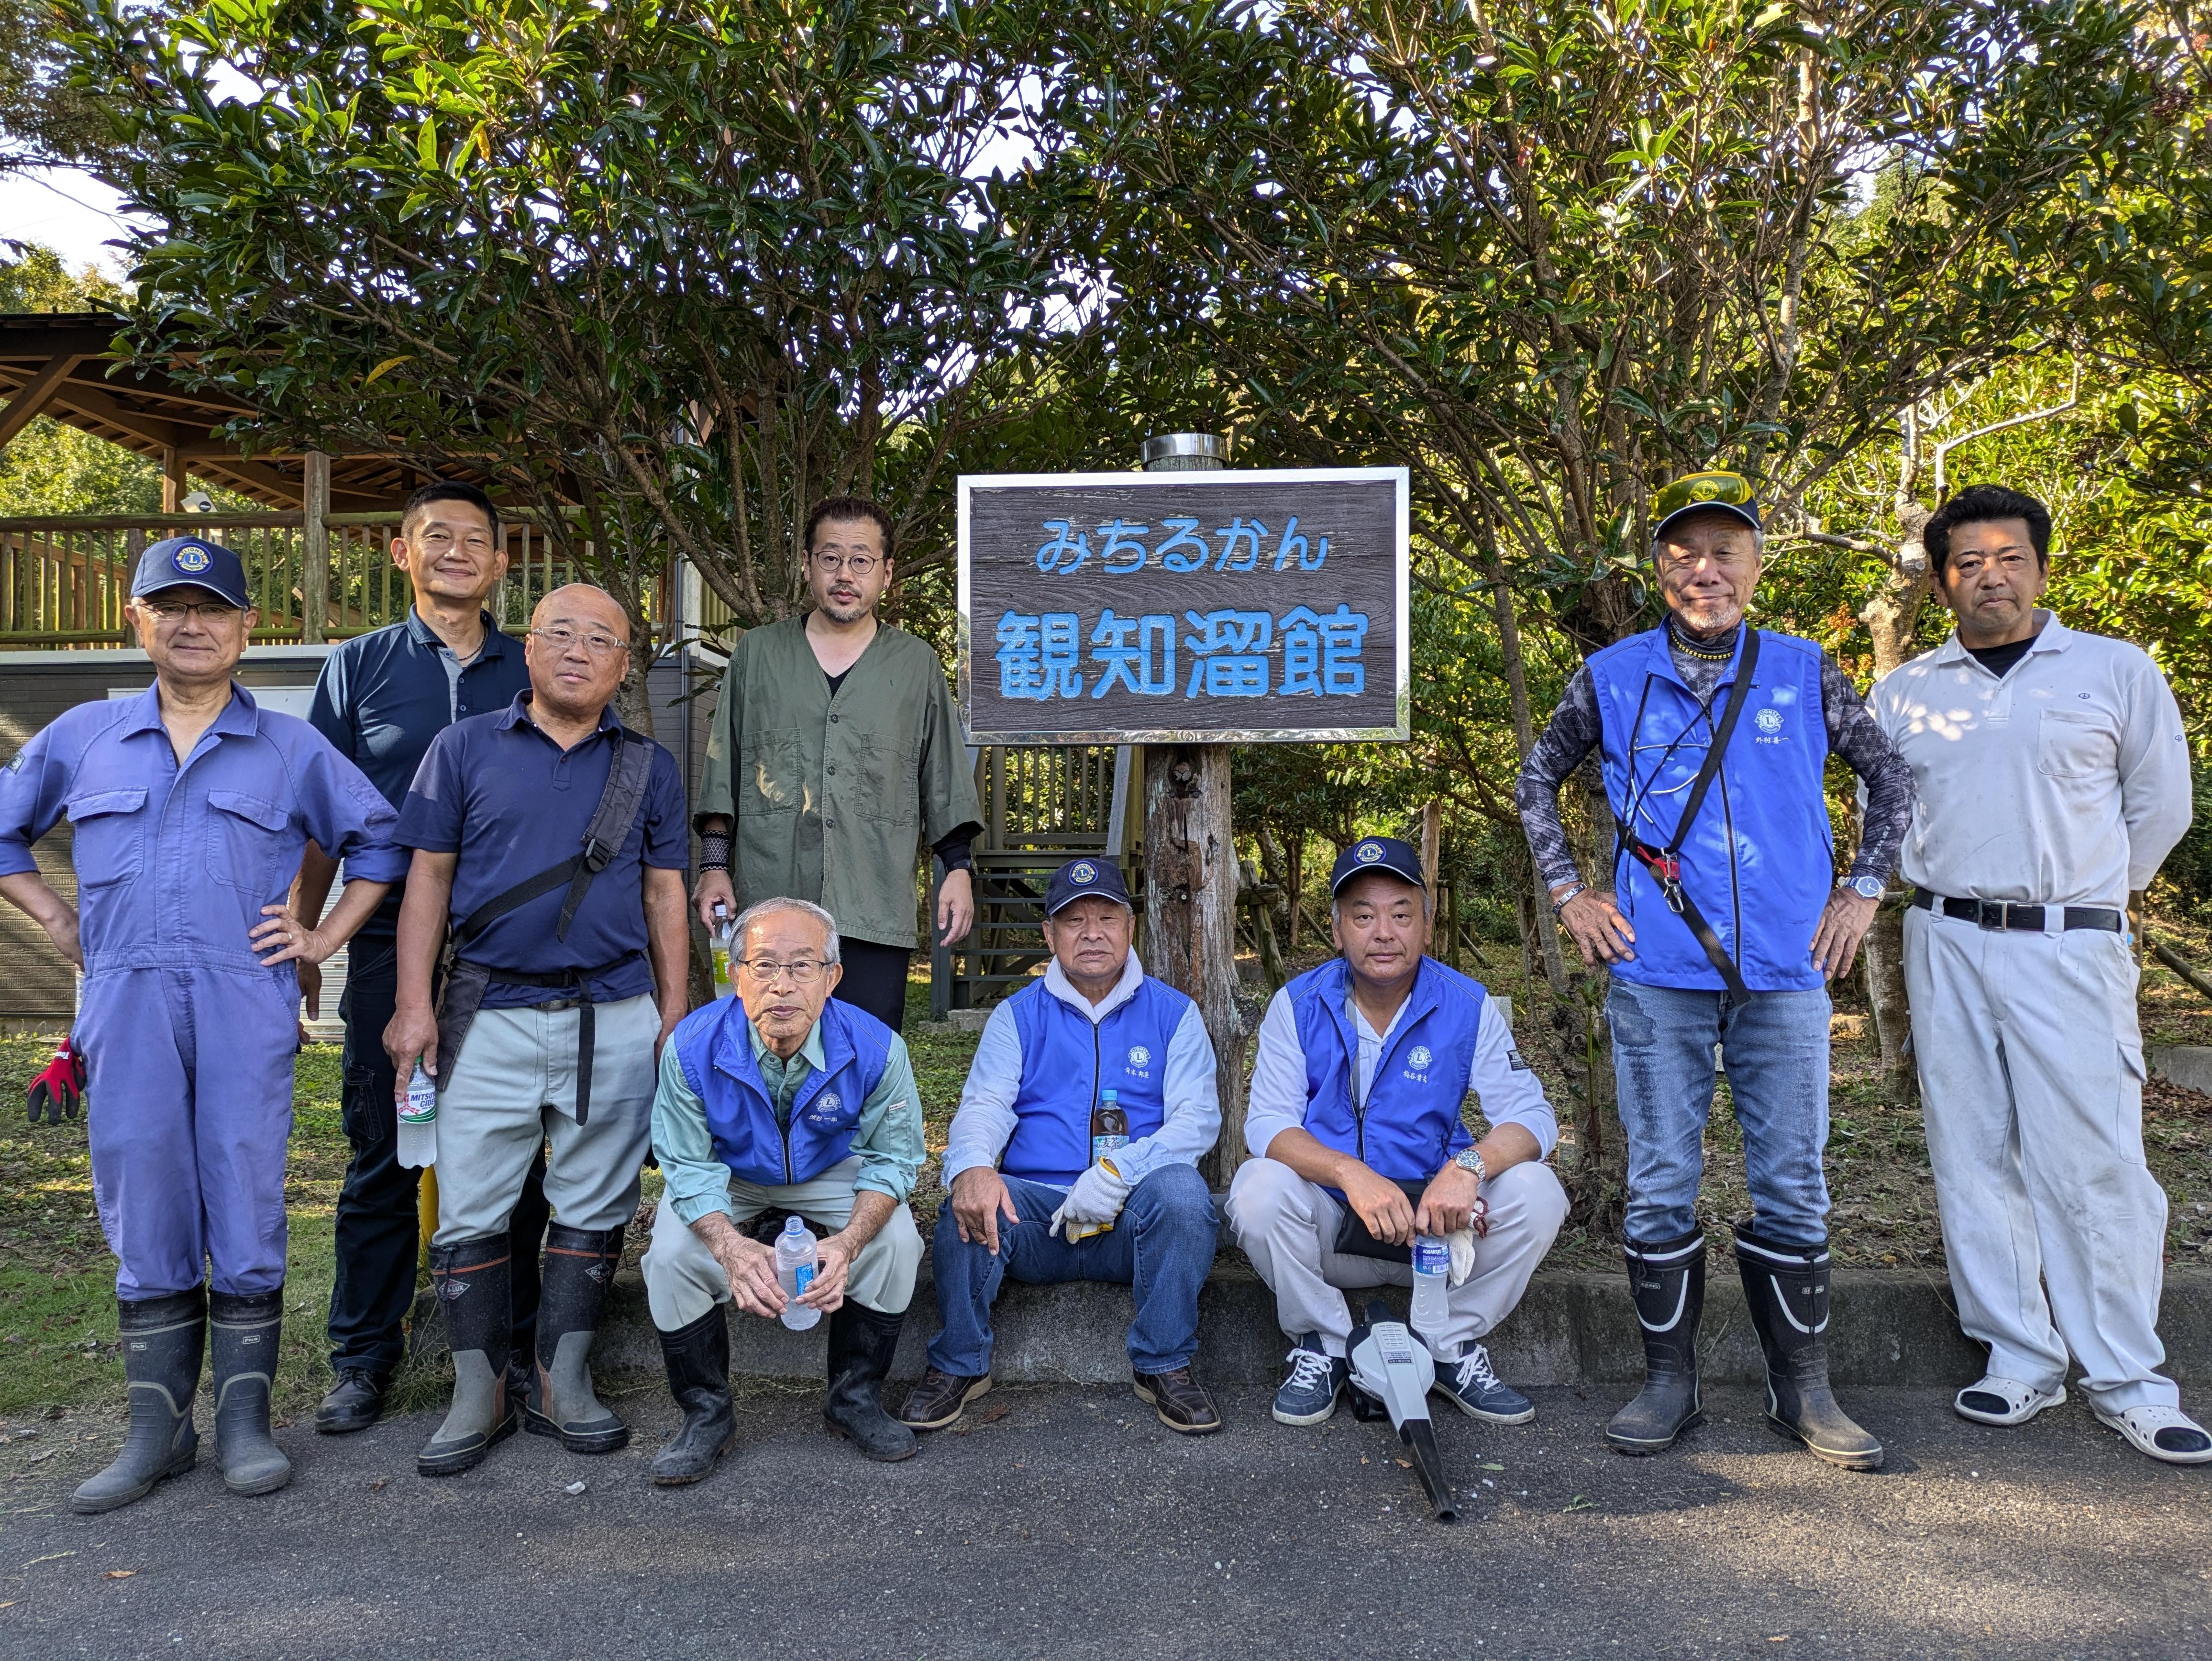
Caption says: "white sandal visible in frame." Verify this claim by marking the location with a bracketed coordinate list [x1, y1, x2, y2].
[2092, 1403, 2212, 1465]
[1953, 1376, 2066, 1428]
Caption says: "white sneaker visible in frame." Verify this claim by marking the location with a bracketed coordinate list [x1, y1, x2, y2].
[1953, 1376, 2066, 1428]
[2093, 1403, 2212, 1465]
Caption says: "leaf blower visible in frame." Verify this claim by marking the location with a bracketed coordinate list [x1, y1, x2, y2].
[1347, 1298, 1456, 1523]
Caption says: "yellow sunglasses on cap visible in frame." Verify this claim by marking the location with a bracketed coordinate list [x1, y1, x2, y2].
[1653, 470, 1756, 519]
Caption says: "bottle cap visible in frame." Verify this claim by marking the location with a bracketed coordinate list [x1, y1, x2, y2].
[1101, 1088, 1118, 1101]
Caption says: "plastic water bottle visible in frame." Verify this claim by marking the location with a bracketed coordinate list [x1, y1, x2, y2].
[1410, 1234, 1450, 1339]
[774, 1216, 821, 1331]
[709, 904, 737, 999]
[1090, 1088, 1128, 1165]
[396, 1062, 438, 1170]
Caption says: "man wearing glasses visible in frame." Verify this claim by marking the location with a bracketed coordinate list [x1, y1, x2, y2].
[1869, 485, 2205, 1464]
[690, 497, 982, 1032]
[641, 896, 926, 1482]
[0, 537, 402, 1511]
[1515, 471, 1914, 1471]
[384, 584, 691, 1478]
[292, 480, 554, 1438]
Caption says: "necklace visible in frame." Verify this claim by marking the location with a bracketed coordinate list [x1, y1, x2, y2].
[1670, 618, 1738, 661]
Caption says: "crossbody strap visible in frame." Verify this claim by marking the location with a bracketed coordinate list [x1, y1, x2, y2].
[1615, 627, 1763, 998]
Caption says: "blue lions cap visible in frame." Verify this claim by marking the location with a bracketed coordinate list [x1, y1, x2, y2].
[133, 536, 252, 610]
[1045, 855, 1133, 917]
[1328, 835, 1425, 896]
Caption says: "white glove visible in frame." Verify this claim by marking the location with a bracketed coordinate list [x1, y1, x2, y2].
[1049, 1159, 1134, 1240]
[1444, 1197, 1489, 1287]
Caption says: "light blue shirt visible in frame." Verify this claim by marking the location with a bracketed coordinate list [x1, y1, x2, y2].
[941, 952, 1220, 1191]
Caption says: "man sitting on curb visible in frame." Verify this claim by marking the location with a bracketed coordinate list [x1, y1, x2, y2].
[643, 897, 926, 1482]
[1228, 837, 1568, 1428]
[900, 857, 1224, 1435]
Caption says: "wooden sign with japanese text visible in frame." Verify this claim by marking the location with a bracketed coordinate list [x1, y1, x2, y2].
[957, 468, 1408, 743]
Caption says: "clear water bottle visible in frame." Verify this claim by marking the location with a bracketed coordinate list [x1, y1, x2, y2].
[774, 1215, 821, 1331]
[397, 1061, 438, 1170]
[709, 904, 737, 999]
[1410, 1234, 1450, 1339]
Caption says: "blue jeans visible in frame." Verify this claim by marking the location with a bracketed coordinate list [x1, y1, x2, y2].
[926, 1165, 1218, 1375]
[1606, 979, 1832, 1248]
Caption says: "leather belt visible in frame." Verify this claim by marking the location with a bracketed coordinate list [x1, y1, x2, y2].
[1910, 888, 2123, 934]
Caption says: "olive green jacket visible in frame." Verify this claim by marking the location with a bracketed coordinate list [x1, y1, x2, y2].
[697, 616, 982, 950]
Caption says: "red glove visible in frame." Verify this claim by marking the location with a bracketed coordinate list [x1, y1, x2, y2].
[26, 1037, 85, 1125]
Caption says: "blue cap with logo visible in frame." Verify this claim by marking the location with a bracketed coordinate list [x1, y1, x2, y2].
[1328, 835, 1426, 896]
[132, 536, 252, 610]
[1045, 855, 1133, 917]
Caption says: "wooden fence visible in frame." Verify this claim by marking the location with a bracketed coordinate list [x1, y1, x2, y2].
[0, 511, 601, 647]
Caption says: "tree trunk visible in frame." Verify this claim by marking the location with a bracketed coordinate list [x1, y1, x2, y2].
[1856, 501, 1930, 1084]
[1145, 744, 1245, 1183]
[1564, 756, 1624, 1236]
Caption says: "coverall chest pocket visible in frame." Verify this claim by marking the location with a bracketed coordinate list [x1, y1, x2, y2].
[66, 787, 148, 889]
[204, 789, 294, 894]
[2036, 709, 2113, 782]
[740, 729, 804, 814]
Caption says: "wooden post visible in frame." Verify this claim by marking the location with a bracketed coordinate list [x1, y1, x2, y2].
[302, 451, 331, 643]
[160, 449, 186, 515]
[1139, 432, 1247, 1184]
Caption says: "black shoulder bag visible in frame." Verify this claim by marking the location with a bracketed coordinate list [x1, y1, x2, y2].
[1614, 627, 1761, 1000]
[432, 728, 657, 1124]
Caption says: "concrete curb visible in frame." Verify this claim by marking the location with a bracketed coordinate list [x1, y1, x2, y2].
[416, 1258, 2212, 1391]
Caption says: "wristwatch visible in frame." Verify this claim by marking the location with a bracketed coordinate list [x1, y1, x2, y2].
[1838, 875, 1885, 901]
[1452, 1148, 1487, 1188]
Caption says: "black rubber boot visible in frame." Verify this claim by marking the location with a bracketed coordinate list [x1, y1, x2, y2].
[1606, 1232, 1706, 1455]
[209, 1288, 292, 1497]
[71, 1291, 204, 1515]
[419, 1236, 518, 1478]
[822, 1302, 917, 1462]
[524, 1223, 629, 1455]
[1736, 1224, 1884, 1471]
[649, 1309, 736, 1485]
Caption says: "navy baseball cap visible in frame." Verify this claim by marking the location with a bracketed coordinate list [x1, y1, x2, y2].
[133, 536, 252, 609]
[1651, 470, 1762, 545]
[1329, 836, 1425, 896]
[1045, 856, 1133, 917]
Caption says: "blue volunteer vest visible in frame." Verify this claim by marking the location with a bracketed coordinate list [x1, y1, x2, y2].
[1000, 972, 1193, 1186]
[1287, 957, 1481, 1184]
[1587, 626, 1832, 993]
[670, 995, 896, 1187]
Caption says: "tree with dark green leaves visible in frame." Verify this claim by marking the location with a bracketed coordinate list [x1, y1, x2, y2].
[62, 0, 1096, 713]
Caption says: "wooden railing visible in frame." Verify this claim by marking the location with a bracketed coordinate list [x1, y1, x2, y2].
[0, 511, 598, 647]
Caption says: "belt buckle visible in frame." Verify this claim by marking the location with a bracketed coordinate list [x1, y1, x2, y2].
[1975, 900, 2009, 931]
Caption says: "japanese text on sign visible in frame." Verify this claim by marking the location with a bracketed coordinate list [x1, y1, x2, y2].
[960, 468, 1407, 744]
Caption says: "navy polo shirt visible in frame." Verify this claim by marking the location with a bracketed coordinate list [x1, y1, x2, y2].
[397, 693, 688, 1008]
[308, 609, 531, 937]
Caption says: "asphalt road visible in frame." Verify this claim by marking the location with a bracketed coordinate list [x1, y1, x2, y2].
[0, 1381, 2205, 1661]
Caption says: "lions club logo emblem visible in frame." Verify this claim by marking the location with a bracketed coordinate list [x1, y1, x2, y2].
[813, 1092, 841, 1116]
[1754, 708, 1783, 735]
[1071, 861, 1097, 884]
[1407, 1045, 1433, 1070]
[1355, 842, 1383, 864]
[1127, 1045, 1151, 1069]
[172, 543, 212, 574]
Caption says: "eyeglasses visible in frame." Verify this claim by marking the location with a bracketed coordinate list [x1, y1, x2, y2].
[737, 956, 829, 985]
[1653, 470, 1756, 520]
[140, 599, 241, 622]
[531, 625, 628, 657]
[809, 549, 880, 576]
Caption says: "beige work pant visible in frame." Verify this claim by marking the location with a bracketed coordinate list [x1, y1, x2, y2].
[1226, 1156, 1568, 1357]
[641, 1156, 923, 1330]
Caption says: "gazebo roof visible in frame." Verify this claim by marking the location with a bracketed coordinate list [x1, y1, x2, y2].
[0, 312, 443, 511]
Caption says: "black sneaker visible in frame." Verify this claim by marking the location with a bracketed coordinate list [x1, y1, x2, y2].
[1272, 1333, 1348, 1426]
[315, 1368, 391, 1435]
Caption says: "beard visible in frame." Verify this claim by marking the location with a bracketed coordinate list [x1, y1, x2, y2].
[815, 589, 874, 624]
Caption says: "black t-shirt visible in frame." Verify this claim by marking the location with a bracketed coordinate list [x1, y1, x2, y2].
[1967, 637, 2035, 680]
